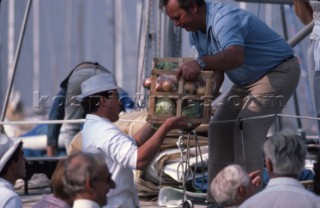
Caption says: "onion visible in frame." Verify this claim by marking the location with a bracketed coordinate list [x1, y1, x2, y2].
[196, 77, 205, 87]
[157, 74, 167, 82]
[143, 77, 152, 89]
[167, 75, 178, 83]
[184, 81, 196, 94]
[196, 86, 206, 95]
[156, 81, 163, 92]
[162, 80, 173, 92]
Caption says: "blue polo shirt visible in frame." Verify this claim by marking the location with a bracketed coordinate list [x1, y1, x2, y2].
[189, 2, 294, 86]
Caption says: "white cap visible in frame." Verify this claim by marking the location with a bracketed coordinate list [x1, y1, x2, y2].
[0, 134, 21, 172]
[76, 73, 117, 101]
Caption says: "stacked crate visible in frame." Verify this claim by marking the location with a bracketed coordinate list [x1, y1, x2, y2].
[147, 57, 215, 125]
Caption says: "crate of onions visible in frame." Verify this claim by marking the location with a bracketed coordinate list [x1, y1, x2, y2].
[144, 57, 215, 125]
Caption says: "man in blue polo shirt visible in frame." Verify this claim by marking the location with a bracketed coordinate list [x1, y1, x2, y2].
[160, 0, 300, 204]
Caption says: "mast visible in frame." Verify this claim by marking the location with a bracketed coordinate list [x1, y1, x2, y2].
[7, 0, 15, 82]
[114, 0, 123, 87]
[33, 0, 40, 102]
[135, 0, 151, 107]
[65, 0, 72, 71]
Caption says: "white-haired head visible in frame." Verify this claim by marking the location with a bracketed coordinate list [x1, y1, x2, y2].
[210, 164, 250, 206]
[264, 132, 306, 176]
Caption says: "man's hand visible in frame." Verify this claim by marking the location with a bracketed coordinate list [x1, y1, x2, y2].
[176, 60, 201, 81]
[248, 169, 262, 187]
[164, 115, 200, 131]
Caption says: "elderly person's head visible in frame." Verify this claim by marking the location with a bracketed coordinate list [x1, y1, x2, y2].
[210, 164, 258, 207]
[264, 132, 307, 177]
[51, 159, 73, 206]
[63, 151, 115, 207]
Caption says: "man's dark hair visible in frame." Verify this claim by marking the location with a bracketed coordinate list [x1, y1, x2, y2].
[159, 0, 205, 12]
[0, 142, 23, 176]
[81, 91, 112, 114]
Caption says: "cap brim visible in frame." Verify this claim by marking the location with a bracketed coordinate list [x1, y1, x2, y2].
[76, 86, 118, 101]
[0, 139, 21, 172]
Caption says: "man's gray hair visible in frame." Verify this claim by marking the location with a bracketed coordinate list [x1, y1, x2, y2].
[264, 132, 306, 175]
[63, 151, 106, 195]
[210, 164, 250, 206]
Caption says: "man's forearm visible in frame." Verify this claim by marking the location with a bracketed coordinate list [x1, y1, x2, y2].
[133, 123, 156, 147]
[293, 0, 313, 25]
[202, 45, 244, 72]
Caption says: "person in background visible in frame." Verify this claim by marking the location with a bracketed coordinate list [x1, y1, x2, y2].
[211, 164, 261, 208]
[46, 62, 111, 156]
[240, 132, 320, 208]
[293, 0, 320, 133]
[0, 133, 25, 208]
[46, 62, 135, 156]
[159, 0, 301, 203]
[63, 151, 116, 208]
[78, 73, 194, 208]
[46, 89, 66, 156]
[33, 158, 73, 208]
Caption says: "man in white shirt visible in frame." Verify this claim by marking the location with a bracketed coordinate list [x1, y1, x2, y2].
[78, 73, 192, 208]
[240, 132, 320, 208]
[63, 151, 115, 208]
[0, 134, 25, 208]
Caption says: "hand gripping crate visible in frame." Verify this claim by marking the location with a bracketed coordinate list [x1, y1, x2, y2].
[147, 57, 215, 125]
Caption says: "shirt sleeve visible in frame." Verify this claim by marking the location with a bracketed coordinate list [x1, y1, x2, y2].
[213, 10, 248, 50]
[4, 196, 23, 208]
[103, 127, 138, 169]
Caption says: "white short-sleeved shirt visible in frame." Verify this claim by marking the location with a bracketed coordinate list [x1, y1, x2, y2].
[82, 114, 139, 208]
[0, 178, 23, 208]
[240, 177, 320, 208]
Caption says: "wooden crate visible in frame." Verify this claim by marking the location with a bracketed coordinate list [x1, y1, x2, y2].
[147, 57, 215, 125]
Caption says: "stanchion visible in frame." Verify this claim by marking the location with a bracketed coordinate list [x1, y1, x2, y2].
[176, 130, 198, 208]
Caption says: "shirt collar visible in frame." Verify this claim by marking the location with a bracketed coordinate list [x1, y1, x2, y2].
[0, 177, 14, 190]
[267, 177, 304, 188]
[86, 114, 111, 123]
[73, 199, 101, 208]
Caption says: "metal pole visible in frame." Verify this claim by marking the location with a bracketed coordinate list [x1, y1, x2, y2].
[280, 4, 305, 132]
[33, 0, 40, 101]
[287, 21, 314, 142]
[114, 0, 123, 87]
[288, 21, 314, 47]
[1, 0, 33, 133]
[135, 0, 151, 108]
[278, 4, 288, 131]
[279, 4, 313, 139]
